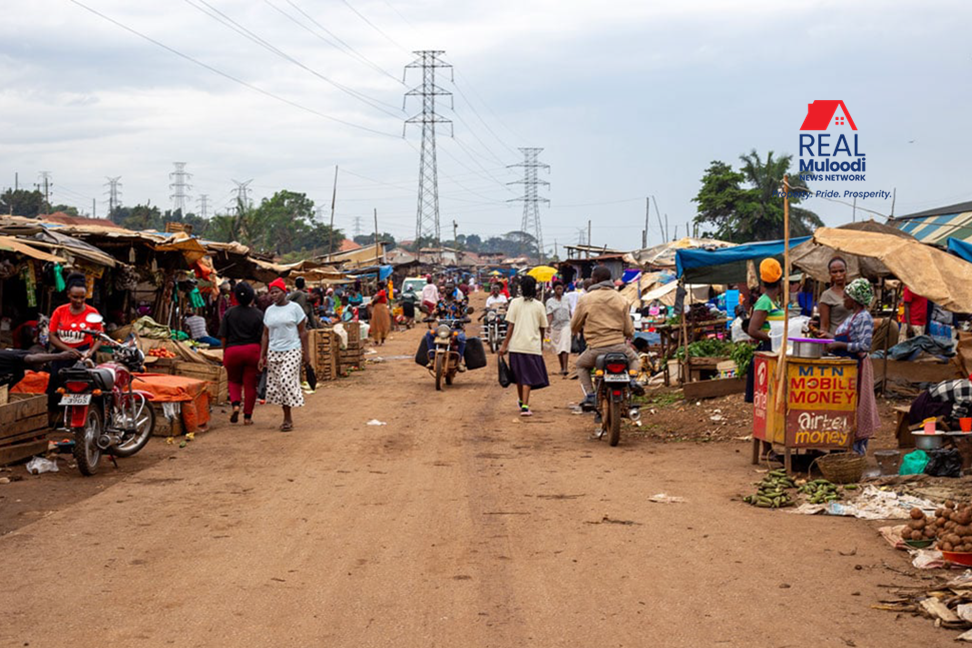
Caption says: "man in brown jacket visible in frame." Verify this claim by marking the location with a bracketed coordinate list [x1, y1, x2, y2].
[570, 266, 641, 408]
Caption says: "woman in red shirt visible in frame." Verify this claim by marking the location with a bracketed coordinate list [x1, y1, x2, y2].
[48, 274, 103, 410]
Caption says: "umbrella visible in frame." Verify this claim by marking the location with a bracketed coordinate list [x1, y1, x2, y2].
[527, 265, 558, 282]
[489, 270, 502, 276]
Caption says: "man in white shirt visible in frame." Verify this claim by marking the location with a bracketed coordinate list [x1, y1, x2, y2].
[485, 283, 509, 310]
[566, 278, 590, 317]
[420, 275, 440, 314]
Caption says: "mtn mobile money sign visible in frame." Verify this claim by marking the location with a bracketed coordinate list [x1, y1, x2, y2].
[786, 100, 891, 202]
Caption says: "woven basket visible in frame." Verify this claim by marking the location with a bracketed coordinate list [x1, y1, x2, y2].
[815, 452, 866, 484]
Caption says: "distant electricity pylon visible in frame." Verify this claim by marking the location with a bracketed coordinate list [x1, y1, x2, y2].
[169, 162, 192, 215]
[105, 176, 122, 217]
[508, 148, 550, 263]
[404, 50, 453, 246]
[197, 194, 210, 219]
[36, 171, 52, 213]
[353, 215, 363, 237]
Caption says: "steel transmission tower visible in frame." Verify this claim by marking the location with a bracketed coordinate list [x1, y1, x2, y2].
[197, 194, 210, 219]
[508, 148, 550, 262]
[36, 171, 52, 213]
[403, 50, 453, 246]
[104, 177, 122, 218]
[169, 162, 192, 214]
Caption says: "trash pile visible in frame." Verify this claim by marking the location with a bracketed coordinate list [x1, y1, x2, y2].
[876, 571, 972, 641]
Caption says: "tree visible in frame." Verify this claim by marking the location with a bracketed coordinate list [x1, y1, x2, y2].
[50, 204, 80, 217]
[353, 232, 397, 250]
[0, 189, 45, 217]
[692, 150, 823, 242]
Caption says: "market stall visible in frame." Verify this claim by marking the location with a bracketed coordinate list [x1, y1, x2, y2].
[752, 352, 858, 473]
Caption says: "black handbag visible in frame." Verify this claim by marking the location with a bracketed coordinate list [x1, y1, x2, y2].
[498, 356, 514, 388]
[305, 363, 318, 391]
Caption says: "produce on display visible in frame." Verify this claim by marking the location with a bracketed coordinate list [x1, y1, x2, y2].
[743, 470, 796, 508]
[147, 347, 177, 359]
[901, 501, 972, 551]
[798, 479, 845, 504]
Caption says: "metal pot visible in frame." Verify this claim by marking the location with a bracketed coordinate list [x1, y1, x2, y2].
[912, 431, 945, 451]
[789, 337, 827, 359]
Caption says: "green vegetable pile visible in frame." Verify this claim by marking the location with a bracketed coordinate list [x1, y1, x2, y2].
[799, 479, 851, 503]
[729, 342, 756, 375]
[675, 338, 734, 361]
[743, 470, 796, 508]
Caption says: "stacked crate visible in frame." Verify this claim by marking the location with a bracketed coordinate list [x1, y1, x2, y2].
[171, 362, 228, 405]
[339, 322, 364, 372]
[311, 328, 339, 382]
[0, 394, 50, 465]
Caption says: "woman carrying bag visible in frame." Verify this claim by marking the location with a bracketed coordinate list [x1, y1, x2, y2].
[498, 275, 549, 417]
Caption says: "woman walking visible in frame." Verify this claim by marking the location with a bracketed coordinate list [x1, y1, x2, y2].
[259, 278, 309, 432]
[219, 282, 263, 425]
[369, 288, 392, 345]
[498, 275, 549, 417]
[545, 282, 572, 376]
[826, 278, 880, 455]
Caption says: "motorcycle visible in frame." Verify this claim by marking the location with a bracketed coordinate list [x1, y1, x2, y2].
[424, 308, 472, 391]
[56, 313, 156, 475]
[481, 308, 508, 353]
[582, 352, 642, 447]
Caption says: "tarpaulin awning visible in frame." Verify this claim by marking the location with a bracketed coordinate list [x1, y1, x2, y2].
[0, 236, 66, 263]
[813, 227, 972, 313]
[154, 232, 209, 264]
[628, 237, 736, 269]
[676, 237, 811, 284]
[948, 237, 972, 264]
[791, 220, 914, 282]
[892, 201, 972, 245]
[346, 265, 393, 281]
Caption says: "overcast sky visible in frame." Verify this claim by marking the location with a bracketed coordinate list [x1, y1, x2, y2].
[1, 0, 969, 253]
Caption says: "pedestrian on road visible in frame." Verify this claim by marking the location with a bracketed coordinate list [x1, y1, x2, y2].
[546, 282, 572, 376]
[219, 282, 263, 426]
[259, 278, 309, 432]
[499, 275, 549, 417]
[370, 289, 392, 345]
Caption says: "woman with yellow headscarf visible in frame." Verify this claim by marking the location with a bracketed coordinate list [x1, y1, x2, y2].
[744, 258, 786, 403]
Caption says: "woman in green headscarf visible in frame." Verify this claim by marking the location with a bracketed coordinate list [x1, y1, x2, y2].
[826, 278, 880, 454]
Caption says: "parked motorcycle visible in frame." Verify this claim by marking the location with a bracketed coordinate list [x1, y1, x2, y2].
[56, 314, 155, 475]
[481, 308, 508, 353]
[582, 352, 641, 446]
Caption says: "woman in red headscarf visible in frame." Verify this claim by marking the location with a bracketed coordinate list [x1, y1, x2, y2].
[258, 278, 308, 432]
[369, 288, 392, 345]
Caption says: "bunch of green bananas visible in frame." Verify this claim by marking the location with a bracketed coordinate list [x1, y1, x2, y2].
[743, 470, 796, 508]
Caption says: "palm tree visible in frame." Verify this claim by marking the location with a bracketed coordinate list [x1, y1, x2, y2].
[736, 149, 823, 240]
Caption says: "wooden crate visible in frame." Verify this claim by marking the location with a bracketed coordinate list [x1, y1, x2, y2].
[151, 401, 184, 437]
[0, 394, 49, 465]
[171, 361, 228, 405]
[311, 328, 339, 381]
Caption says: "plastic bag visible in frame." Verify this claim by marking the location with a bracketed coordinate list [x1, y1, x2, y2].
[925, 448, 963, 478]
[26, 456, 58, 474]
[899, 449, 929, 475]
[257, 369, 268, 400]
[498, 356, 514, 388]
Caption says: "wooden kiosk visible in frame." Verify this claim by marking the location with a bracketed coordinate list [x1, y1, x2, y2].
[752, 352, 858, 473]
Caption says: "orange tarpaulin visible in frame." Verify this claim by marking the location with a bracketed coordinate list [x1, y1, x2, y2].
[12, 371, 210, 433]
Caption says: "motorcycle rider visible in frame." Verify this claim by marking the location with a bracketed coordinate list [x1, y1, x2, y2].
[425, 282, 467, 370]
[570, 265, 641, 409]
[485, 282, 509, 310]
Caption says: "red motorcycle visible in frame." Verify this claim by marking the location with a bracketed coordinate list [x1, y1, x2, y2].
[56, 314, 155, 475]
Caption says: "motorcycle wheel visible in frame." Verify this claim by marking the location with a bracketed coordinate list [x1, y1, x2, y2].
[113, 394, 156, 458]
[608, 400, 622, 447]
[73, 408, 104, 476]
[489, 333, 498, 354]
[434, 352, 444, 391]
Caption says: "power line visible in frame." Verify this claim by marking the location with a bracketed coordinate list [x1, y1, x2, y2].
[450, 77, 518, 157]
[267, 0, 404, 86]
[182, 0, 402, 117]
[67, 0, 400, 139]
[339, 0, 408, 53]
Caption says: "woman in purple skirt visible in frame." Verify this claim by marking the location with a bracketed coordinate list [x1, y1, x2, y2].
[498, 275, 550, 416]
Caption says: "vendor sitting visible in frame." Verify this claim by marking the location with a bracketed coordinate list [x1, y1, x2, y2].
[909, 379, 972, 430]
[824, 278, 881, 455]
[185, 310, 221, 348]
[0, 348, 77, 390]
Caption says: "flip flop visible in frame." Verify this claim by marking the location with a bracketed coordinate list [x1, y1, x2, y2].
[230, 409, 240, 424]
[243, 417, 253, 426]
[279, 422, 294, 432]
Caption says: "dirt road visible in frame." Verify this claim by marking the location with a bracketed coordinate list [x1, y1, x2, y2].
[0, 300, 952, 647]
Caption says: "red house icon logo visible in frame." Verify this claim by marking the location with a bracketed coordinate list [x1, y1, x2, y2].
[799, 100, 857, 131]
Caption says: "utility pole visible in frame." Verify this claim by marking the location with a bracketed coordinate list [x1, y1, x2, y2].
[404, 50, 453, 248]
[36, 171, 52, 213]
[665, 214, 670, 241]
[852, 196, 857, 222]
[197, 194, 210, 219]
[587, 220, 592, 258]
[651, 195, 664, 242]
[643, 197, 650, 249]
[329, 165, 338, 256]
[14, 173, 18, 191]
[374, 208, 380, 265]
[169, 162, 192, 215]
[105, 176, 122, 219]
[508, 147, 550, 263]
[92, 199, 96, 218]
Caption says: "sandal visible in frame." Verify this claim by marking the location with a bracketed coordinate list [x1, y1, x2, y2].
[230, 407, 240, 424]
[279, 422, 294, 432]
[243, 416, 253, 426]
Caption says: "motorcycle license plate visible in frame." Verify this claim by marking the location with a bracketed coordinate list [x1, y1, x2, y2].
[59, 394, 92, 406]
[603, 373, 629, 383]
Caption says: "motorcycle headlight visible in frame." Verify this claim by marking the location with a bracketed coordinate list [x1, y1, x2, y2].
[436, 324, 451, 339]
[486, 311, 496, 322]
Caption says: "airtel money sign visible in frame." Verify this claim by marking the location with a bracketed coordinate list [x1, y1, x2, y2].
[798, 100, 866, 182]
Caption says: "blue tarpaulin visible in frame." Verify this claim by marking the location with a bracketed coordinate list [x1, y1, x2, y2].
[948, 237, 972, 264]
[347, 265, 393, 281]
[621, 269, 641, 284]
[675, 237, 811, 284]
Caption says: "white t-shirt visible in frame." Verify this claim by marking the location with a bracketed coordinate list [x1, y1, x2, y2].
[263, 301, 306, 352]
[505, 297, 547, 355]
[421, 283, 439, 304]
[485, 294, 509, 309]
[566, 289, 583, 316]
